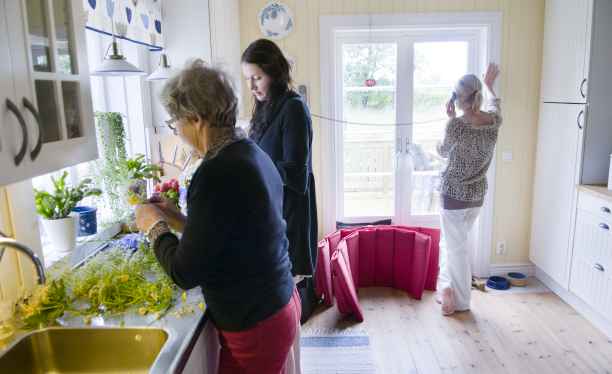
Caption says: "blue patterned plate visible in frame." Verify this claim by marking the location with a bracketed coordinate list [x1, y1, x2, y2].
[259, 2, 294, 39]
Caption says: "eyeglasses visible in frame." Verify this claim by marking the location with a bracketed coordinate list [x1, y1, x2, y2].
[165, 118, 177, 130]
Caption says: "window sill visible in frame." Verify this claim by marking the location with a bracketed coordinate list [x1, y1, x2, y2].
[43, 222, 123, 271]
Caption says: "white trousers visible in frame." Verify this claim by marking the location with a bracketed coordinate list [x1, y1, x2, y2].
[439, 207, 481, 311]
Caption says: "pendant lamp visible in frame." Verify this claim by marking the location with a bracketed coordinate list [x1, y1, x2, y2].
[91, 7, 146, 76]
[145, 0, 175, 81]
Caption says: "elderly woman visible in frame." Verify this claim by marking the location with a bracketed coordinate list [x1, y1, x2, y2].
[135, 59, 300, 374]
[435, 63, 501, 316]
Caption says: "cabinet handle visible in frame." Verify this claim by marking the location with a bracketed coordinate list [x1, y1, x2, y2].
[602, 207, 611, 213]
[23, 98, 43, 161]
[580, 78, 587, 98]
[600, 223, 609, 230]
[5, 99, 28, 166]
[577, 110, 583, 130]
[594, 263, 604, 271]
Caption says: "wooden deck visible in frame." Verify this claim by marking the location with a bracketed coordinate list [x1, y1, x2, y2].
[303, 286, 612, 373]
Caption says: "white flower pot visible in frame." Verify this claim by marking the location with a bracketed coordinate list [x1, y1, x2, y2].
[42, 215, 79, 252]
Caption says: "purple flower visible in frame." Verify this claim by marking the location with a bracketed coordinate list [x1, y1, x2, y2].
[154, 19, 161, 34]
[130, 185, 141, 195]
[112, 232, 147, 252]
[125, 7, 132, 24]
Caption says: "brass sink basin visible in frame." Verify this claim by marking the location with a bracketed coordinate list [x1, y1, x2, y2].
[0, 327, 168, 374]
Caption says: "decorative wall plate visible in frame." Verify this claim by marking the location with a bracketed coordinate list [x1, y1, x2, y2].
[258, 2, 294, 39]
[282, 51, 296, 76]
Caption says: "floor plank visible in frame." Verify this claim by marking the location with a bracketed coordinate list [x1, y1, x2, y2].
[303, 285, 612, 374]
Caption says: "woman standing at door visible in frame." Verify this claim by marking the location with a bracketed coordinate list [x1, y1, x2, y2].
[241, 39, 318, 317]
[436, 63, 501, 315]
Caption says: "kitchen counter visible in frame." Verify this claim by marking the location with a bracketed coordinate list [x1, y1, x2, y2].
[575, 184, 612, 203]
[0, 287, 208, 374]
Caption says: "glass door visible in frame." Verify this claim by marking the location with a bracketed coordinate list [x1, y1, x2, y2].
[335, 33, 474, 226]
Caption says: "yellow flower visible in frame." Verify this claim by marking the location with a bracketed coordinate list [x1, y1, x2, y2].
[199, 302, 204, 311]
[176, 314, 180, 318]
[182, 292, 187, 302]
[151, 285, 157, 290]
[139, 307, 147, 316]
[120, 274, 130, 282]
[135, 334, 142, 341]
[129, 198, 137, 205]
[150, 292, 158, 301]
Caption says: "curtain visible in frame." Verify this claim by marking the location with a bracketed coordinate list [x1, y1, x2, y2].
[83, 0, 163, 50]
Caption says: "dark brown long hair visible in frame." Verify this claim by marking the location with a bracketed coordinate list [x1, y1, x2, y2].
[241, 39, 294, 143]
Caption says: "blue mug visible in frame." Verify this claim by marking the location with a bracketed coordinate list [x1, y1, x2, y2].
[72, 206, 97, 237]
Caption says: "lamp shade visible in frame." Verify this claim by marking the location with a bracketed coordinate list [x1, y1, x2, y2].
[145, 53, 175, 81]
[90, 41, 147, 77]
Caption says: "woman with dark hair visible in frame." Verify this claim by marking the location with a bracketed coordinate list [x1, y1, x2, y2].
[241, 39, 318, 322]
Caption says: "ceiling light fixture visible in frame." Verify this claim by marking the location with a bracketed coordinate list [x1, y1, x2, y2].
[145, 0, 175, 81]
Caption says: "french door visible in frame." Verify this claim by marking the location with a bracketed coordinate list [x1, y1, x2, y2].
[335, 33, 475, 227]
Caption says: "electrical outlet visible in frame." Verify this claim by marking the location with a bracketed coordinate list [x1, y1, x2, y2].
[496, 242, 507, 254]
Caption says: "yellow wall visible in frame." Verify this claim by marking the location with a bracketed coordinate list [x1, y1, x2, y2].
[238, 0, 545, 264]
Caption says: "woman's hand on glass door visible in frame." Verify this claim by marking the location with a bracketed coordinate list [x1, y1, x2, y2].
[482, 62, 500, 97]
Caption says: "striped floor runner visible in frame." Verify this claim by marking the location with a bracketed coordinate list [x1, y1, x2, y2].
[300, 328, 374, 374]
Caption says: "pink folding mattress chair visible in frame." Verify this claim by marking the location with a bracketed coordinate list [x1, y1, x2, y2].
[315, 225, 440, 322]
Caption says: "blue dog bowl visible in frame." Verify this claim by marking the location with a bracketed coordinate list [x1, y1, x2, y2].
[72, 206, 97, 237]
[486, 276, 510, 290]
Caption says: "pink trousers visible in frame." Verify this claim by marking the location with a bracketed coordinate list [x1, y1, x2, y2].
[218, 287, 301, 374]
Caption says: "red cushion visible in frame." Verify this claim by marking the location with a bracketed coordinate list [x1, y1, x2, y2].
[344, 232, 360, 293]
[316, 239, 334, 307]
[393, 226, 440, 291]
[392, 229, 415, 293]
[358, 229, 377, 287]
[330, 246, 364, 322]
[408, 233, 431, 299]
[374, 228, 395, 287]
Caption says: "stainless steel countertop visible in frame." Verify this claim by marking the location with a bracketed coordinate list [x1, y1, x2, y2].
[0, 288, 208, 374]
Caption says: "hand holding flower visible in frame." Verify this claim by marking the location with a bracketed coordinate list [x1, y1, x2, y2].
[135, 204, 166, 232]
[149, 195, 187, 233]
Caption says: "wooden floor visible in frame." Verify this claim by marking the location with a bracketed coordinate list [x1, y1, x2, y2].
[303, 286, 612, 374]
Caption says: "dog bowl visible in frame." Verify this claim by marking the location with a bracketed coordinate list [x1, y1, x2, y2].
[506, 272, 527, 287]
[486, 276, 510, 290]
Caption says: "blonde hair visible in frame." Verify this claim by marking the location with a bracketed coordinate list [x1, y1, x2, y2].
[160, 59, 242, 127]
[453, 74, 483, 113]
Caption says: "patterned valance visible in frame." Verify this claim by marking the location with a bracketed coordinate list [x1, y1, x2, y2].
[83, 0, 163, 51]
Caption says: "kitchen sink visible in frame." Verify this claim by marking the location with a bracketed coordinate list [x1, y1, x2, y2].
[0, 326, 168, 374]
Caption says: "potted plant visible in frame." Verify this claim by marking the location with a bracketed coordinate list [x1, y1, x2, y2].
[34, 172, 102, 252]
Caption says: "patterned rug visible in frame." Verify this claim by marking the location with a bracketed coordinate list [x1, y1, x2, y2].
[301, 327, 374, 374]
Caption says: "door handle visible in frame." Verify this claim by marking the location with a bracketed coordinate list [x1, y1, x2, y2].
[601, 207, 611, 213]
[23, 98, 43, 161]
[580, 78, 587, 98]
[395, 138, 402, 167]
[594, 263, 604, 271]
[6, 98, 28, 166]
[577, 110, 583, 130]
[406, 138, 414, 163]
[600, 223, 609, 230]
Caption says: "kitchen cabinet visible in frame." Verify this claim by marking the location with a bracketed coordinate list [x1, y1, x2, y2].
[0, 0, 97, 188]
[530, 0, 612, 288]
[540, 0, 592, 104]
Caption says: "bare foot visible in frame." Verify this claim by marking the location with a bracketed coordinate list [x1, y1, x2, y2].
[439, 288, 455, 316]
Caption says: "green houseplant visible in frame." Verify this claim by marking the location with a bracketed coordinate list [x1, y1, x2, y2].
[34, 172, 101, 251]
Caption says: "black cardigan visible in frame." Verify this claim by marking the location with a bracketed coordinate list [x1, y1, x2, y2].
[257, 91, 318, 277]
[154, 139, 294, 332]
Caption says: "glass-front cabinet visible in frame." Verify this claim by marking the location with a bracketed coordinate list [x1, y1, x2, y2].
[0, 0, 96, 187]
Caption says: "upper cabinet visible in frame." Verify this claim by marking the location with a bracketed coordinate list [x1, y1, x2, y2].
[540, 0, 593, 104]
[0, 0, 97, 188]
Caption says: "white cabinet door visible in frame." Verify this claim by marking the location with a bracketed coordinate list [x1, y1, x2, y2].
[574, 209, 612, 268]
[0, 0, 29, 186]
[569, 248, 612, 323]
[3, 0, 97, 184]
[540, 0, 593, 104]
[529, 103, 585, 288]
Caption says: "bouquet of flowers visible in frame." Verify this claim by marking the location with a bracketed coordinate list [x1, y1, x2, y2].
[122, 179, 147, 206]
[177, 159, 203, 215]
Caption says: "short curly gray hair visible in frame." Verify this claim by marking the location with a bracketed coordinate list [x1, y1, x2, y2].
[159, 59, 241, 127]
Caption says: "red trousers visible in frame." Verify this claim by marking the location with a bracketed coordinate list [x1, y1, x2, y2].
[218, 287, 301, 374]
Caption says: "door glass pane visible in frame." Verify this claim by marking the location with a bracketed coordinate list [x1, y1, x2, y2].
[53, 0, 76, 74]
[26, 0, 52, 72]
[34, 80, 61, 143]
[62, 81, 82, 139]
[412, 42, 467, 214]
[342, 43, 396, 217]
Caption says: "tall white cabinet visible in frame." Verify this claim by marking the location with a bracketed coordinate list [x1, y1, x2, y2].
[531, 0, 612, 336]
[0, 0, 97, 188]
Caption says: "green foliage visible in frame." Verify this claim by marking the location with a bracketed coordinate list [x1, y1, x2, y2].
[34, 171, 102, 220]
[126, 154, 162, 181]
[20, 278, 71, 330]
[88, 112, 130, 226]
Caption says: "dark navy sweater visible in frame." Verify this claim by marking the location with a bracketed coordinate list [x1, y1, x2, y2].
[153, 138, 294, 332]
